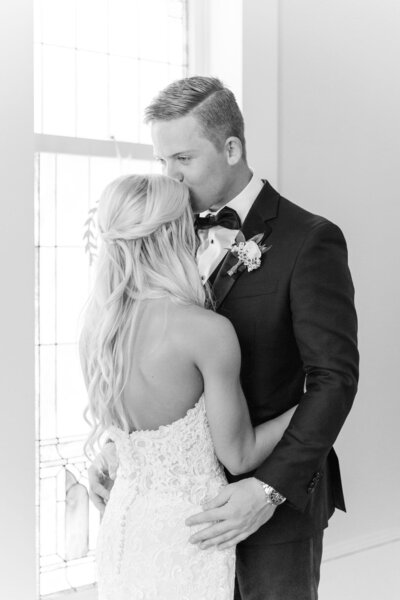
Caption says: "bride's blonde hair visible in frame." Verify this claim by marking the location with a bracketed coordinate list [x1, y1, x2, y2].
[80, 174, 207, 459]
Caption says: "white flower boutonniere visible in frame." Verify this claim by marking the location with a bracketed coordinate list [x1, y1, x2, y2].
[227, 232, 271, 277]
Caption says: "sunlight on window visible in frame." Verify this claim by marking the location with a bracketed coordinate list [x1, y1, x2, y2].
[34, 0, 188, 142]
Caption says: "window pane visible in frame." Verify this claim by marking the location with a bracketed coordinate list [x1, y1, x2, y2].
[39, 345, 57, 439]
[40, 0, 76, 48]
[139, 60, 170, 142]
[42, 45, 75, 136]
[89, 156, 124, 203]
[76, 51, 109, 140]
[139, 0, 170, 62]
[39, 462, 97, 596]
[169, 63, 187, 86]
[76, 0, 108, 53]
[56, 249, 90, 345]
[109, 56, 140, 142]
[56, 154, 90, 247]
[169, 16, 186, 65]
[56, 344, 88, 438]
[65, 470, 89, 560]
[38, 153, 56, 247]
[38, 247, 56, 344]
[109, 0, 140, 58]
[34, 0, 188, 141]
[88, 155, 157, 203]
[169, 0, 185, 19]
[39, 472, 58, 557]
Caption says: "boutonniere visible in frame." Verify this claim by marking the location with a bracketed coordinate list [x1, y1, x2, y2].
[227, 232, 271, 277]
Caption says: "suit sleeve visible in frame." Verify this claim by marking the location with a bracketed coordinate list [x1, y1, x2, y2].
[254, 220, 359, 511]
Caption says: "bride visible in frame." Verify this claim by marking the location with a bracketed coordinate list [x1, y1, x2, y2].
[80, 173, 295, 600]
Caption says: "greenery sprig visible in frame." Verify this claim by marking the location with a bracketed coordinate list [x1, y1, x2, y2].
[83, 203, 98, 265]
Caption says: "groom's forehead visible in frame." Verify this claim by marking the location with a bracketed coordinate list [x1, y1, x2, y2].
[151, 122, 209, 157]
[152, 115, 205, 143]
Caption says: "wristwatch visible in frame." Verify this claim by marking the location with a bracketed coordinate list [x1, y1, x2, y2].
[258, 482, 286, 506]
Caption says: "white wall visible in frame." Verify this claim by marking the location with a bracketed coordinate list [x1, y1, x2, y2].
[0, 1, 36, 599]
[206, 0, 279, 185]
[189, 0, 243, 105]
[243, 0, 279, 186]
[277, 0, 400, 554]
[207, 0, 243, 107]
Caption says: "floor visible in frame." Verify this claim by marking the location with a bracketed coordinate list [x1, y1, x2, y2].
[46, 539, 400, 600]
[319, 539, 400, 599]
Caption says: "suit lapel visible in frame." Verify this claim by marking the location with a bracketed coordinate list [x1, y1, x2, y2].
[211, 181, 279, 309]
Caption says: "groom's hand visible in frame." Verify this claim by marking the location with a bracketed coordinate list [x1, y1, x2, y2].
[185, 478, 277, 549]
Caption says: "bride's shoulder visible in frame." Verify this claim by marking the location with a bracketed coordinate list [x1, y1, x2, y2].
[178, 303, 228, 325]
[175, 305, 240, 372]
[176, 304, 237, 345]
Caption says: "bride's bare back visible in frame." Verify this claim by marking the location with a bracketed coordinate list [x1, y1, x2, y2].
[120, 296, 294, 473]
[121, 297, 205, 431]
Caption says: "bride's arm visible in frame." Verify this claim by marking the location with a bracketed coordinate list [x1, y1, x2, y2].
[194, 312, 295, 476]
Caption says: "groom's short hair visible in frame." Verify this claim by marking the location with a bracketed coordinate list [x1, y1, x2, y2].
[144, 76, 247, 160]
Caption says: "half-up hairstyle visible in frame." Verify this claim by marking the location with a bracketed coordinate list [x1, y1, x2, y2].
[80, 174, 207, 459]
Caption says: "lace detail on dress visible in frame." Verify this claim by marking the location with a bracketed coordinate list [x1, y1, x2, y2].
[96, 396, 235, 600]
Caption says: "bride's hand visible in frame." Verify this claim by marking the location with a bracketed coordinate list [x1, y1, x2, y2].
[185, 478, 276, 549]
[88, 444, 117, 514]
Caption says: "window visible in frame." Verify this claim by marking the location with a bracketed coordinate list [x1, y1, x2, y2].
[34, 1, 188, 596]
[34, 0, 188, 143]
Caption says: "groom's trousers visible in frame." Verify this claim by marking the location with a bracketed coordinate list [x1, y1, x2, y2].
[234, 530, 323, 600]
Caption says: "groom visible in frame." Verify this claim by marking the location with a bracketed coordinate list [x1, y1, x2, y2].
[89, 77, 358, 599]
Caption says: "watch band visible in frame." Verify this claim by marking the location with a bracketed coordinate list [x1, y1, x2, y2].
[259, 482, 286, 506]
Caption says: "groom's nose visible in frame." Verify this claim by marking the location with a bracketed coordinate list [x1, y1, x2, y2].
[165, 162, 183, 183]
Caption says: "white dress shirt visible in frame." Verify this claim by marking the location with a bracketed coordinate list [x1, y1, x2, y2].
[196, 173, 264, 283]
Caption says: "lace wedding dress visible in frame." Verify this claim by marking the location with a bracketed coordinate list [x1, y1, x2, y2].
[96, 395, 236, 599]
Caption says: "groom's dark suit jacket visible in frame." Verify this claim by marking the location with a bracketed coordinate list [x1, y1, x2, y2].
[209, 181, 359, 545]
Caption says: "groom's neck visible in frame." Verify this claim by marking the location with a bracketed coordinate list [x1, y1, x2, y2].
[209, 163, 253, 211]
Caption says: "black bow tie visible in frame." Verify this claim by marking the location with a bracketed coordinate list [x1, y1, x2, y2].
[195, 206, 241, 231]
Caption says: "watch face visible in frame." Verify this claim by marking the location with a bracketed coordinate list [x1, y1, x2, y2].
[260, 482, 286, 505]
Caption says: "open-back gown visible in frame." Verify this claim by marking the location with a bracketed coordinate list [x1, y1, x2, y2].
[96, 395, 236, 599]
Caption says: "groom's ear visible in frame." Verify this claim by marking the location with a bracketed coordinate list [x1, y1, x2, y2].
[225, 137, 243, 166]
